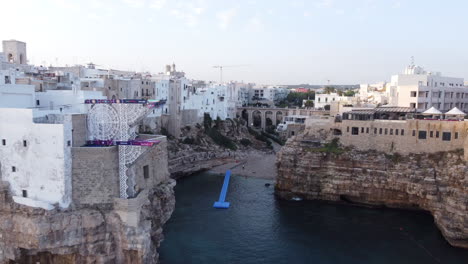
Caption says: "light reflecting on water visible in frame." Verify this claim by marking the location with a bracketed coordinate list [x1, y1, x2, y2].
[160, 172, 468, 264]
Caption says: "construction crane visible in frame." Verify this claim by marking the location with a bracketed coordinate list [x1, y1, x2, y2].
[213, 65, 249, 83]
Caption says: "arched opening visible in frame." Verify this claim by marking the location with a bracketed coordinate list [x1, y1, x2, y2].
[7, 54, 13, 63]
[253, 110, 262, 128]
[19, 54, 24, 64]
[241, 109, 248, 121]
[333, 129, 342, 136]
[265, 111, 273, 126]
[276, 111, 284, 124]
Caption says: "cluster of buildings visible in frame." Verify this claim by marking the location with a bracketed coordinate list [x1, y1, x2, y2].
[281, 64, 468, 142]
[0, 39, 292, 210]
[313, 64, 468, 115]
[2, 38, 468, 211]
[302, 66, 468, 156]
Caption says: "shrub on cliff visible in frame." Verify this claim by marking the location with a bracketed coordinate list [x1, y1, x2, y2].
[240, 138, 252, 146]
[261, 131, 284, 146]
[182, 137, 195, 145]
[206, 128, 237, 150]
[308, 138, 344, 154]
[203, 113, 212, 129]
[160, 127, 174, 139]
[248, 126, 259, 137]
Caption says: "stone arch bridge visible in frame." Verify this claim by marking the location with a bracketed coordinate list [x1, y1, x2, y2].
[237, 107, 326, 131]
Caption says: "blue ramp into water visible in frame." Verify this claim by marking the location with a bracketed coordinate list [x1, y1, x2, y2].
[213, 170, 231, 209]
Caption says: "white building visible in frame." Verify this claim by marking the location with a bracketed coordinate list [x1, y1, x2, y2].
[35, 90, 106, 115]
[249, 85, 289, 105]
[358, 82, 389, 105]
[190, 84, 236, 120]
[388, 65, 468, 112]
[0, 108, 72, 209]
[314, 93, 354, 109]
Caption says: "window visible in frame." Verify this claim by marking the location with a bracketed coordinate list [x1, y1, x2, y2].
[410, 91, 417, 97]
[36, 100, 40, 106]
[390, 129, 393, 135]
[12, 166, 16, 172]
[361, 127, 364, 133]
[412, 130, 416, 136]
[379, 128, 382, 135]
[143, 165, 149, 179]
[351, 127, 359, 135]
[347, 127, 349, 133]
[384, 128, 388, 135]
[2, 139, 5, 145]
[410, 103, 416, 109]
[366, 127, 369, 134]
[455, 132, 459, 139]
[23, 140, 27, 147]
[401, 129, 404, 136]
[374, 128, 377, 134]
[418, 131, 427, 139]
[430, 131, 433, 137]
[395, 129, 399, 135]
[436, 131, 440, 138]
[442, 132, 451, 141]
[291, 131, 295, 136]
[67, 140, 71, 147]
[22, 190, 27, 198]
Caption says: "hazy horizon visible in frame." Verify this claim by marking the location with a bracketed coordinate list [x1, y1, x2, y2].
[1, 0, 467, 85]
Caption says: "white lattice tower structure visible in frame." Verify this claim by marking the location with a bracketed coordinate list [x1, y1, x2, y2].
[88, 103, 156, 198]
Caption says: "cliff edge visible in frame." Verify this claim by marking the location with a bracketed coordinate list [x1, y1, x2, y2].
[276, 138, 468, 248]
[0, 179, 175, 264]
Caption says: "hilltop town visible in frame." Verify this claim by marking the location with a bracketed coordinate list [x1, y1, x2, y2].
[0, 39, 468, 262]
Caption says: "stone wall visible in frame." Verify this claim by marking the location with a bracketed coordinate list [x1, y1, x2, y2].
[338, 119, 468, 154]
[71, 146, 119, 206]
[71, 114, 87, 147]
[276, 135, 468, 248]
[130, 136, 170, 193]
[181, 109, 201, 126]
[307, 118, 468, 155]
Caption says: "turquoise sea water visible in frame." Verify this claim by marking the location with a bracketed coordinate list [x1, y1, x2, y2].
[159, 172, 468, 264]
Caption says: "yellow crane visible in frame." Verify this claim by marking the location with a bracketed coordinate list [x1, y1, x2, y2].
[212, 65, 249, 83]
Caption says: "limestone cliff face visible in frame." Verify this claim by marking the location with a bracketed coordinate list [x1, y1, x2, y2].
[168, 118, 274, 178]
[276, 139, 468, 248]
[0, 179, 176, 264]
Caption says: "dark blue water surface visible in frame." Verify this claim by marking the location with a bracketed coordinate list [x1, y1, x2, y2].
[160, 172, 468, 264]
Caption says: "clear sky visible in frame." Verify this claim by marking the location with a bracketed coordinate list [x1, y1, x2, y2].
[1, 0, 467, 85]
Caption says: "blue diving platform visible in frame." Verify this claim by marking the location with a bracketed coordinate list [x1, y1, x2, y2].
[213, 170, 231, 209]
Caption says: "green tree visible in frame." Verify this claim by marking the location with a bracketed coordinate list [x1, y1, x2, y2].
[344, 90, 356, 96]
[284, 91, 315, 107]
[324, 86, 336, 94]
[304, 100, 314, 108]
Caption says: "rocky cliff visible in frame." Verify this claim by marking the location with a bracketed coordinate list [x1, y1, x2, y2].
[0, 179, 175, 264]
[168, 118, 277, 178]
[276, 138, 468, 248]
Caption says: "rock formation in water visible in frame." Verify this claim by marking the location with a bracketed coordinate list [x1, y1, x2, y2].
[0, 179, 175, 263]
[276, 137, 468, 248]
